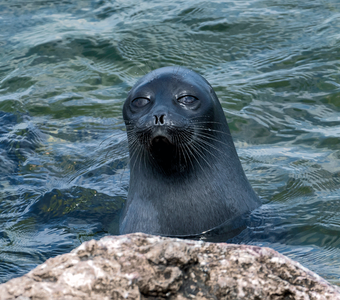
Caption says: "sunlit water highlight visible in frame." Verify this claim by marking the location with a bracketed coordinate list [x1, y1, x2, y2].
[0, 0, 340, 285]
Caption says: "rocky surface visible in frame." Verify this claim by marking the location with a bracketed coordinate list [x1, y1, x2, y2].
[0, 233, 339, 300]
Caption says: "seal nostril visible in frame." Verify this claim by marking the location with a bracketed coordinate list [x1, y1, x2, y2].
[160, 114, 165, 125]
[154, 114, 165, 125]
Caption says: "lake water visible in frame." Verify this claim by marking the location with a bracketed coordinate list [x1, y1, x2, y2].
[1, 0, 340, 285]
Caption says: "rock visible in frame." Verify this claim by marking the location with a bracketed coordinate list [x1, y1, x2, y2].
[0, 233, 339, 300]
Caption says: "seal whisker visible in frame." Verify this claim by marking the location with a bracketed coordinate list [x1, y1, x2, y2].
[192, 131, 234, 150]
[177, 132, 195, 168]
[127, 142, 139, 162]
[99, 134, 115, 147]
[176, 133, 195, 171]
[192, 126, 232, 137]
[190, 138, 221, 159]
[187, 140, 212, 170]
[183, 142, 204, 173]
[190, 120, 226, 125]
[139, 149, 144, 174]
[173, 133, 184, 166]
[178, 130, 209, 171]
[140, 133, 150, 173]
[190, 117, 224, 123]
[130, 145, 144, 174]
[128, 136, 144, 172]
[190, 116, 223, 122]
[182, 131, 220, 162]
[126, 133, 139, 149]
[190, 121, 226, 127]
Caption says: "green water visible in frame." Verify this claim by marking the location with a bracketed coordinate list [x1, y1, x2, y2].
[1, 0, 340, 285]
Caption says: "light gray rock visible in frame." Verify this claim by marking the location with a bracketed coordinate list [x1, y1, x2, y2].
[0, 233, 339, 300]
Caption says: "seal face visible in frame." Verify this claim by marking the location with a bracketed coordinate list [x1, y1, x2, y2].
[120, 66, 261, 236]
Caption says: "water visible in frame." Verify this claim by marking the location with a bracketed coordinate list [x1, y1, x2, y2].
[1, 0, 340, 285]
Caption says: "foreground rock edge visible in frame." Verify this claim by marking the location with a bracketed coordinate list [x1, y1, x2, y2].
[0, 233, 339, 300]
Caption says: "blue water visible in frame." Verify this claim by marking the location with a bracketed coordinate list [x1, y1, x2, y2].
[1, 0, 340, 285]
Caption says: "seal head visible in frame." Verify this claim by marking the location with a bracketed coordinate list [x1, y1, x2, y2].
[120, 66, 260, 236]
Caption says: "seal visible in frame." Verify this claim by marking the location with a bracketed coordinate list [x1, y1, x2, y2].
[119, 66, 261, 236]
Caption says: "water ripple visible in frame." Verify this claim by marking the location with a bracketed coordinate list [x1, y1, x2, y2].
[1, 0, 340, 285]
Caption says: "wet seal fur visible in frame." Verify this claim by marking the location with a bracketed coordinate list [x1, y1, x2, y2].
[120, 66, 261, 236]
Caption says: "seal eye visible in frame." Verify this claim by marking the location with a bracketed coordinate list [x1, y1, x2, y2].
[131, 97, 150, 108]
[177, 95, 198, 105]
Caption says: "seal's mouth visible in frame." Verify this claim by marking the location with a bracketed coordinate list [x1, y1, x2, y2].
[149, 134, 176, 161]
[151, 136, 172, 147]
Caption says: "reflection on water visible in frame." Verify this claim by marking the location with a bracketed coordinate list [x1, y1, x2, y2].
[1, 0, 340, 285]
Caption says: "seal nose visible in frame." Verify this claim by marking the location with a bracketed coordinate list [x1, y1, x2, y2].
[154, 114, 166, 125]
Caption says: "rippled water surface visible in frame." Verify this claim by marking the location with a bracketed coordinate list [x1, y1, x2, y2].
[1, 0, 340, 285]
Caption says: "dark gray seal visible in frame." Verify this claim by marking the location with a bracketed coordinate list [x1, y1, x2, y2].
[119, 66, 261, 236]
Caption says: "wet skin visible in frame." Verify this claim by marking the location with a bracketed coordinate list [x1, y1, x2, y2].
[120, 66, 261, 236]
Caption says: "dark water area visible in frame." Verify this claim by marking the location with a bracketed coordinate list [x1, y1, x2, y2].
[1, 0, 340, 285]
